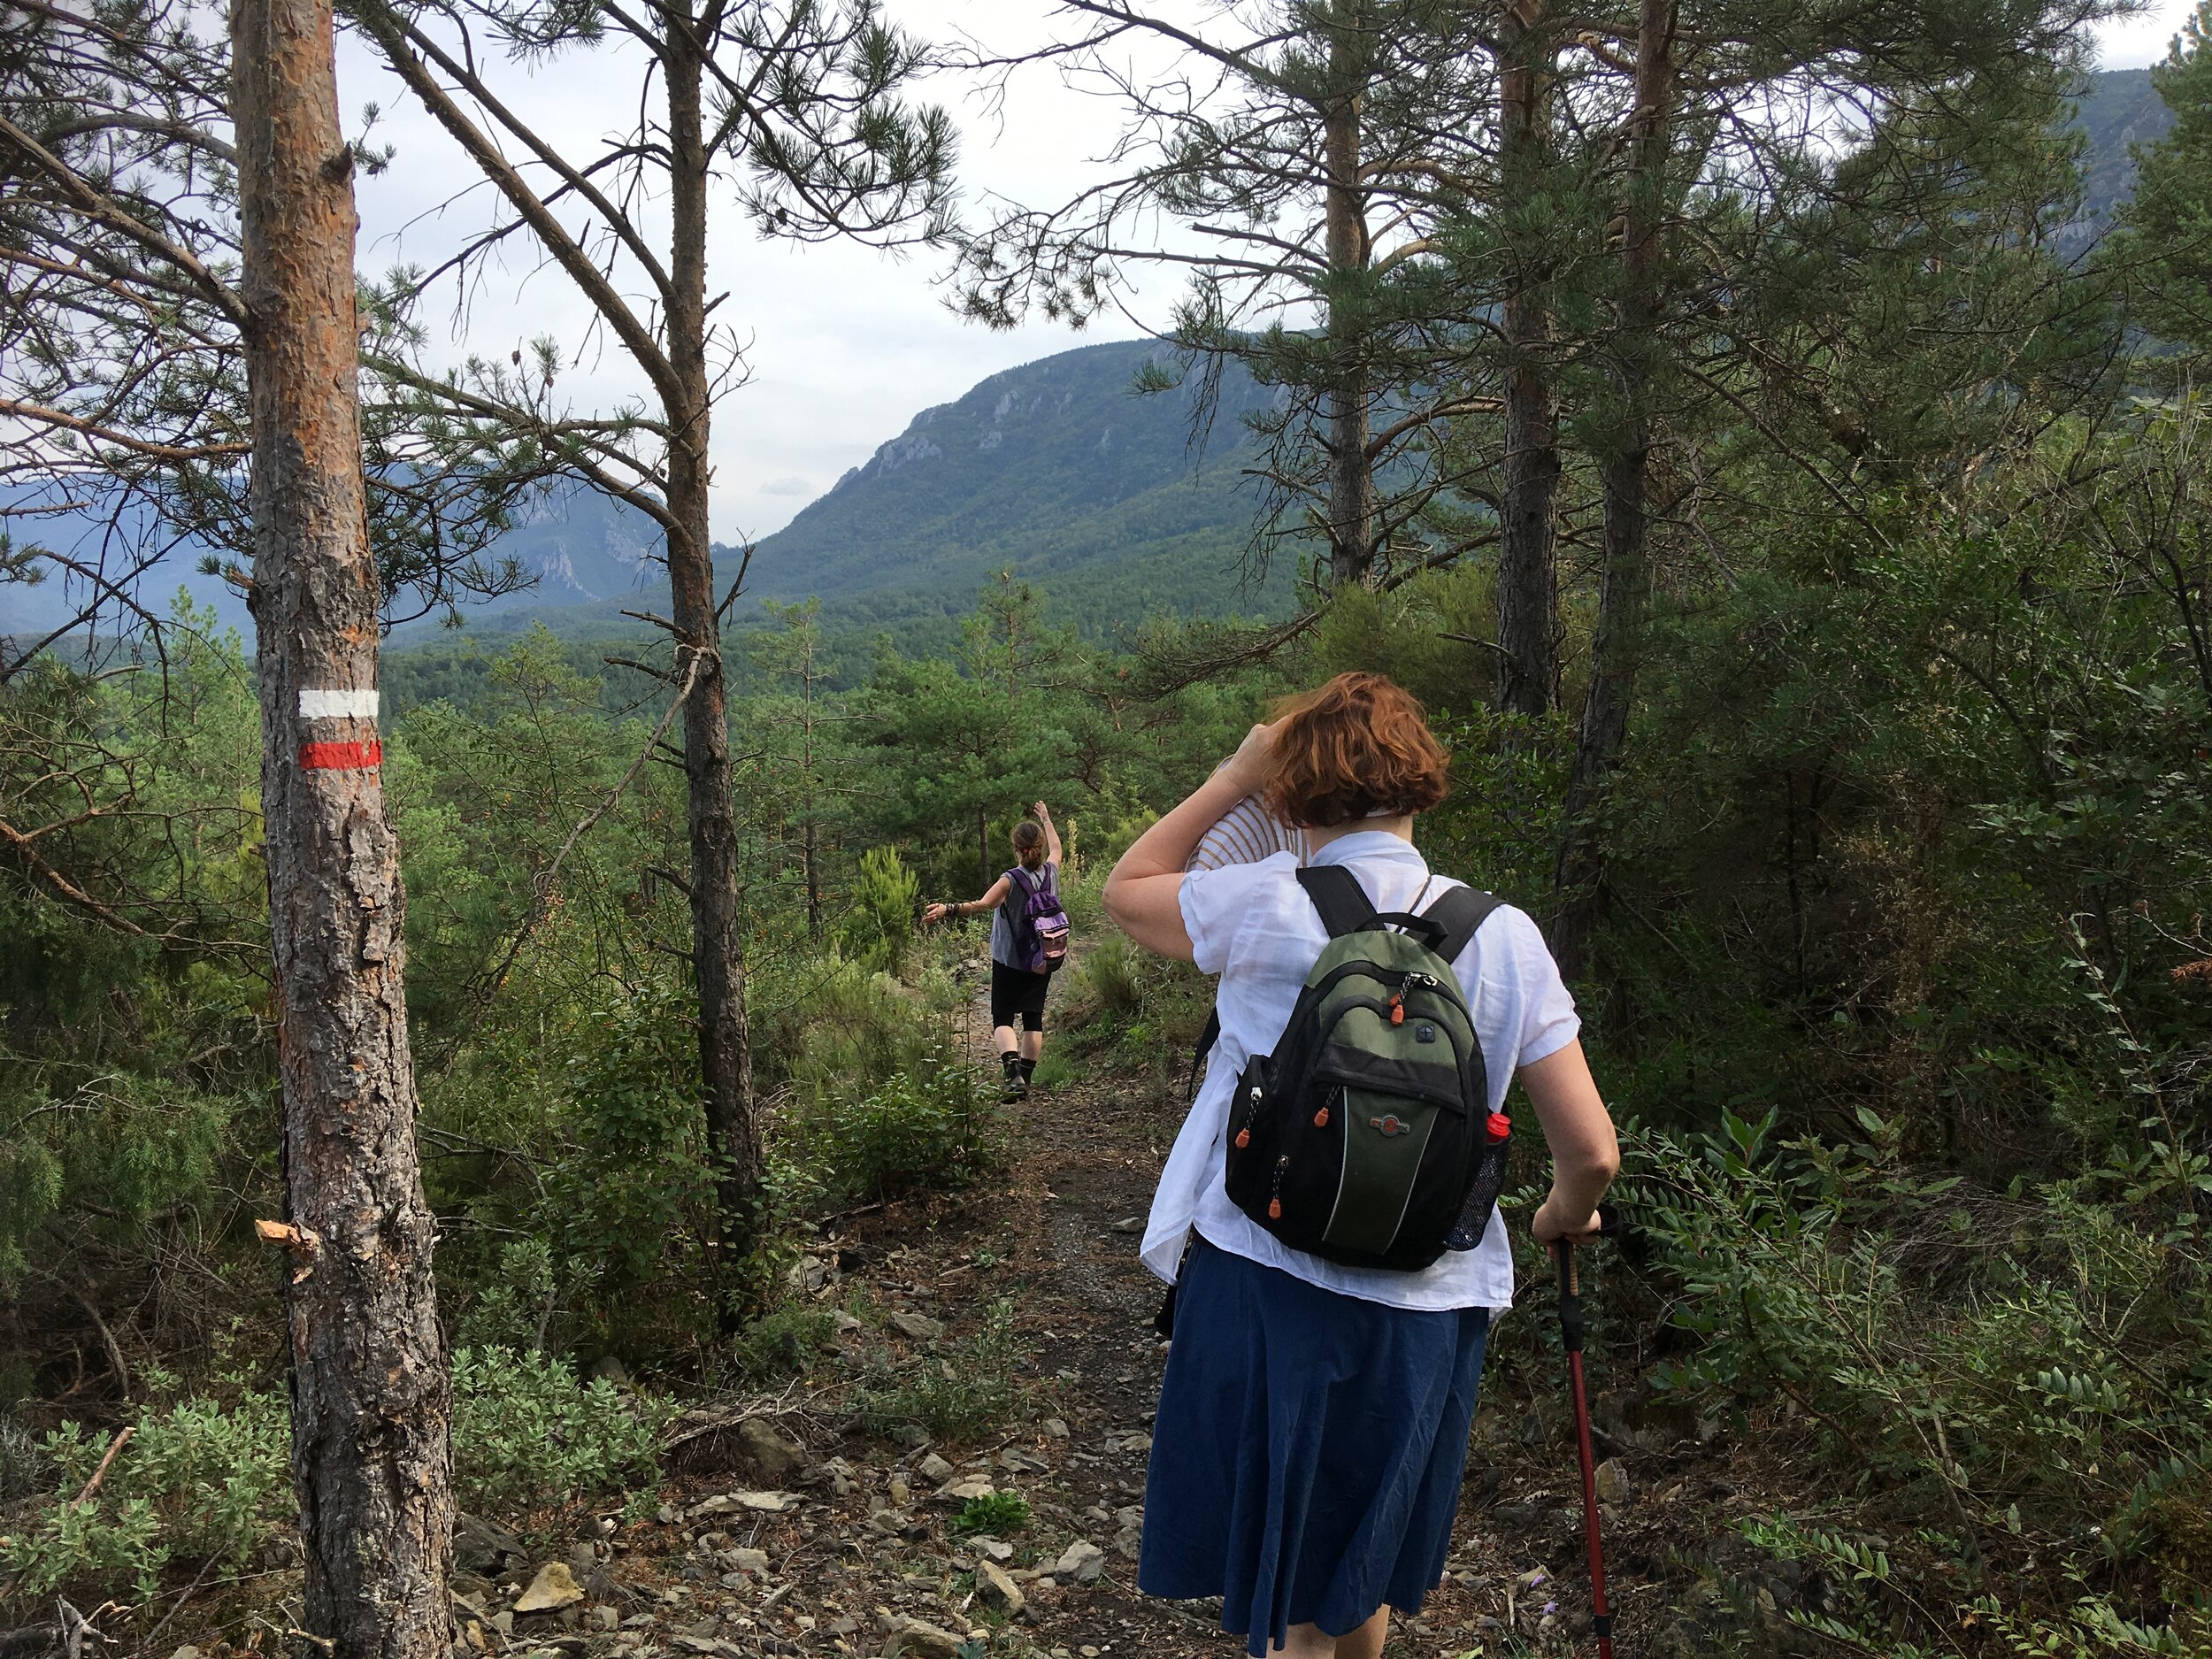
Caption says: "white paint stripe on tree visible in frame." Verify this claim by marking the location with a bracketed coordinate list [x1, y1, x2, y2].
[298, 687, 379, 719]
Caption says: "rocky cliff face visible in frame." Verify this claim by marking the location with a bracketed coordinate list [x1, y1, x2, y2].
[727, 338, 1278, 626]
[824, 342, 1269, 510]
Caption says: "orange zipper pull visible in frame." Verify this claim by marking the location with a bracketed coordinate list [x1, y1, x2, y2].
[1389, 994, 1405, 1026]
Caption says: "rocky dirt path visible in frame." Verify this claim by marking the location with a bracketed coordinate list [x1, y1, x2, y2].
[454, 969, 1721, 1659]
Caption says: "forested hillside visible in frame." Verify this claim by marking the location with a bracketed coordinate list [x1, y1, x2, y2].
[4, 5, 2212, 1659]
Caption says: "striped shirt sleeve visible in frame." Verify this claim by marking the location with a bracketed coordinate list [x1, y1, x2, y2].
[1187, 795, 1301, 872]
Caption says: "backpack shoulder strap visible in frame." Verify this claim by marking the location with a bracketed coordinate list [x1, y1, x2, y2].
[1421, 885, 1504, 966]
[1187, 1007, 1220, 1102]
[1296, 864, 1378, 937]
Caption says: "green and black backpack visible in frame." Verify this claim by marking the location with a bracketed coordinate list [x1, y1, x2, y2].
[1218, 865, 1512, 1272]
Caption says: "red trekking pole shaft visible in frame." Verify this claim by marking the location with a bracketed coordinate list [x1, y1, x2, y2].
[1554, 1236, 1614, 1659]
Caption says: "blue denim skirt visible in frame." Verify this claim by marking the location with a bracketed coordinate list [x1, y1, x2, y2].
[1137, 1237, 1491, 1655]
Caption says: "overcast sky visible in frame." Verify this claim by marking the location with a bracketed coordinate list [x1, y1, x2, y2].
[342, 0, 2203, 548]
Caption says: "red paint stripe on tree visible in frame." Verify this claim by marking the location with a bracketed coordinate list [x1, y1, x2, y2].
[298, 740, 383, 771]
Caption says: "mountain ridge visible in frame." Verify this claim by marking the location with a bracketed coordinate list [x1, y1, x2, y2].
[0, 70, 2174, 649]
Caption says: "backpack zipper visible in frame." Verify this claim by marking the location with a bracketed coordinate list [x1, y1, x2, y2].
[1268, 1155, 1288, 1220]
[1233, 1079, 1264, 1149]
[1305, 960, 1447, 1002]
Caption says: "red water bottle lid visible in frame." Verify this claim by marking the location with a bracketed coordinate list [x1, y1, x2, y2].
[1486, 1112, 1511, 1141]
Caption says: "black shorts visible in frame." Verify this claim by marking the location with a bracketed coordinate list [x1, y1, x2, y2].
[990, 961, 1053, 1033]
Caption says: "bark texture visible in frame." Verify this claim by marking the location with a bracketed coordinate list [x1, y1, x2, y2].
[230, 0, 453, 1650]
[1495, 0, 1563, 717]
[664, 13, 760, 1272]
[1323, 12, 1377, 588]
[1552, 0, 1676, 979]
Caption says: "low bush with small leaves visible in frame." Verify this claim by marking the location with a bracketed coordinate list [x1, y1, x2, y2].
[854, 1299, 1026, 1442]
[0, 1390, 289, 1607]
[732, 1303, 841, 1380]
[1632, 1104, 2212, 1657]
[0, 1350, 680, 1611]
[799, 1048, 1002, 1203]
[451, 1346, 679, 1511]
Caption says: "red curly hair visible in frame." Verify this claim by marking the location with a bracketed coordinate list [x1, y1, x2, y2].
[1260, 672, 1451, 829]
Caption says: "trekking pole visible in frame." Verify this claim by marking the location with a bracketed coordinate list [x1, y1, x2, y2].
[1552, 1203, 1622, 1659]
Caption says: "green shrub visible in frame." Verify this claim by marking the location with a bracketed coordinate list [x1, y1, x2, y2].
[457, 1237, 558, 1353]
[1632, 1109, 2212, 1656]
[854, 1299, 1026, 1442]
[732, 1303, 840, 1381]
[771, 954, 958, 1107]
[0, 1391, 288, 1606]
[451, 1346, 678, 1511]
[0, 1075, 234, 1281]
[0, 1411, 49, 1502]
[799, 1048, 1001, 1203]
[0, 1353, 678, 1607]
[1057, 933, 1210, 1081]
[547, 987, 716, 1349]
[954, 1490, 1032, 1536]
[1071, 932, 1146, 1020]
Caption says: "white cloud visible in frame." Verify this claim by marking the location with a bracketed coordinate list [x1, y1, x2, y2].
[759, 475, 813, 497]
[2095, 0, 2198, 68]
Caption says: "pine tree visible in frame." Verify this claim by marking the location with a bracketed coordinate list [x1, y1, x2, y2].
[231, 0, 451, 1646]
[2109, 1, 2212, 359]
[349, 0, 952, 1287]
[1497, 0, 2116, 972]
[956, 0, 1498, 595]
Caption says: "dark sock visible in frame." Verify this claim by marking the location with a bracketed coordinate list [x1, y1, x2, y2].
[1018, 1058, 1037, 1082]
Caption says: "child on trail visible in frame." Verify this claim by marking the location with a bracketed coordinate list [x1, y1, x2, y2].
[924, 803, 1066, 1101]
[1102, 672, 1622, 1659]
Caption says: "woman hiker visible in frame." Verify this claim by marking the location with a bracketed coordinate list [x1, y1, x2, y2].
[1102, 672, 1621, 1659]
[924, 803, 1065, 1101]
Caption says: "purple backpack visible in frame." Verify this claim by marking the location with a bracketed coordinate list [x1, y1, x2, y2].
[1007, 864, 1071, 972]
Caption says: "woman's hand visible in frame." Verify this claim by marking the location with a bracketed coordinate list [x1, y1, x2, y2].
[1221, 721, 1279, 795]
[922, 902, 950, 926]
[1531, 1190, 1606, 1246]
[1033, 801, 1051, 823]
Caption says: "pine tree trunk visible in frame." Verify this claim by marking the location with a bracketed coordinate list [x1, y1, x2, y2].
[803, 812, 821, 941]
[664, 16, 759, 1286]
[230, 0, 452, 1649]
[1495, 0, 1562, 717]
[1323, 8, 1376, 588]
[1551, 0, 1675, 979]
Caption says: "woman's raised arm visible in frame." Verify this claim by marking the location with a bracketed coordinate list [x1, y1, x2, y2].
[1103, 725, 1276, 961]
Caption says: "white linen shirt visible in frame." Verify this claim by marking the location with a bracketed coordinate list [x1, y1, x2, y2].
[1141, 831, 1581, 1312]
